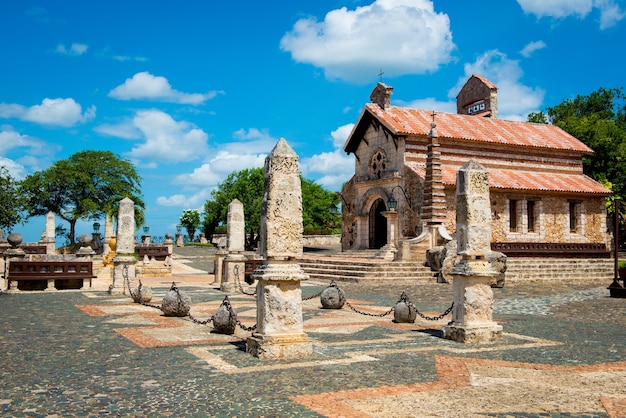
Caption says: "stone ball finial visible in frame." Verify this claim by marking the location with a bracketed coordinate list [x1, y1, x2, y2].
[77, 233, 93, 246]
[7, 232, 23, 248]
[165, 232, 172, 240]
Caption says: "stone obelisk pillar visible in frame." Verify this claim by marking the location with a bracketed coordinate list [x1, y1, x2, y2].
[246, 138, 312, 359]
[109, 198, 137, 295]
[221, 199, 246, 292]
[442, 160, 503, 343]
[41, 211, 56, 254]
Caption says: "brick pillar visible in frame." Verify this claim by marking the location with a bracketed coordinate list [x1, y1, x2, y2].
[422, 121, 447, 226]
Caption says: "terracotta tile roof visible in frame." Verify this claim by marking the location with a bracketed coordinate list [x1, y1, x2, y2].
[356, 104, 594, 154]
[408, 163, 611, 195]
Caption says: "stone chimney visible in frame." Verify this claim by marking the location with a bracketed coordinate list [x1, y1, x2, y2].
[370, 82, 393, 110]
[456, 75, 498, 118]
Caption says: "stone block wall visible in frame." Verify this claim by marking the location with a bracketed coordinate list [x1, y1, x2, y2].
[505, 258, 613, 282]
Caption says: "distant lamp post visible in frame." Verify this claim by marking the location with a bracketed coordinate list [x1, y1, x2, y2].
[175, 224, 183, 247]
[328, 203, 338, 214]
[92, 221, 102, 252]
[141, 225, 151, 246]
[387, 185, 411, 211]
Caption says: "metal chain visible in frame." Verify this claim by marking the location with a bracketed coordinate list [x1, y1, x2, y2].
[409, 301, 454, 321]
[234, 264, 257, 296]
[344, 299, 394, 317]
[123, 263, 162, 310]
[302, 289, 323, 301]
[237, 320, 257, 331]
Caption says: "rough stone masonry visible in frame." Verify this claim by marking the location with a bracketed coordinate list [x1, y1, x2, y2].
[246, 138, 312, 359]
[442, 160, 503, 343]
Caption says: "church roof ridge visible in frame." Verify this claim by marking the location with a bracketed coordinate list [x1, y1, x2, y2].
[350, 103, 594, 154]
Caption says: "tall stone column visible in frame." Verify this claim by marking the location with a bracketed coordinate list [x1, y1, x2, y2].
[221, 199, 246, 292]
[102, 213, 114, 258]
[442, 160, 502, 343]
[41, 212, 56, 254]
[109, 198, 137, 295]
[246, 138, 312, 359]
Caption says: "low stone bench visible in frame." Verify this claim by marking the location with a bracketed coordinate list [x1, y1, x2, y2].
[244, 259, 265, 284]
[135, 246, 170, 261]
[6, 260, 96, 291]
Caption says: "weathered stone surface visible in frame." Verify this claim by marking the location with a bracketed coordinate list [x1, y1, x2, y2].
[258, 138, 303, 259]
[227, 199, 245, 253]
[443, 160, 502, 343]
[212, 297, 237, 335]
[320, 282, 346, 309]
[433, 240, 507, 287]
[247, 138, 311, 359]
[393, 292, 417, 323]
[161, 285, 191, 317]
[115, 197, 136, 254]
[131, 284, 153, 303]
[455, 160, 492, 257]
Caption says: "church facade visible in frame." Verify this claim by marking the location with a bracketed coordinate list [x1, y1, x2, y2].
[340, 75, 612, 261]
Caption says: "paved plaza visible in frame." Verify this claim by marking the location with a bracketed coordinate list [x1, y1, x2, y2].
[1, 248, 625, 417]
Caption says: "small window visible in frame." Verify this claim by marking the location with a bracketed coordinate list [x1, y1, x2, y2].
[569, 201, 580, 233]
[527, 200, 536, 232]
[509, 200, 518, 232]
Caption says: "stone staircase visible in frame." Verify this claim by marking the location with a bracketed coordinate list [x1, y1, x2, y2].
[504, 258, 614, 282]
[298, 252, 436, 283]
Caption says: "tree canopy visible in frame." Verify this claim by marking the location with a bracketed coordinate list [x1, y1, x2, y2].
[202, 167, 340, 248]
[0, 166, 24, 234]
[179, 209, 201, 241]
[19, 150, 144, 245]
[528, 87, 626, 199]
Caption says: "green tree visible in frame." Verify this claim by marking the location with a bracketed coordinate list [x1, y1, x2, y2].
[0, 166, 24, 233]
[19, 150, 144, 245]
[528, 87, 626, 197]
[202, 167, 340, 249]
[179, 209, 201, 242]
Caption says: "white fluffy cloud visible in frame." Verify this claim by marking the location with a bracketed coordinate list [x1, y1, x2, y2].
[109, 72, 223, 104]
[517, 0, 624, 28]
[0, 98, 95, 127]
[125, 110, 210, 162]
[55, 43, 88, 56]
[300, 124, 355, 191]
[520, 40, 547, 57]
[448, 50, 544, 121]
[280, 0, 455, 83]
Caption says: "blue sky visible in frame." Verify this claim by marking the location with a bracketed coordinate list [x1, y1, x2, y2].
[1, 0, 624, 242]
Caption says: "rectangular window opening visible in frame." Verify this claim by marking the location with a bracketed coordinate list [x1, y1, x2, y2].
[509, 200, 518, 232]
[527, 200, 536, 232]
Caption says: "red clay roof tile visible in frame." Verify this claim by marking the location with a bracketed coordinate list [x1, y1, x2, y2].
[364, 104, 594, 154]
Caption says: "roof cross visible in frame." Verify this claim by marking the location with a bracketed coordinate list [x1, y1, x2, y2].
[378, 69, 384, 82]
[431, 110, 437, 123]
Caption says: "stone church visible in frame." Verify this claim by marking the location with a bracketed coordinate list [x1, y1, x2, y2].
[340, 75, 612, 263]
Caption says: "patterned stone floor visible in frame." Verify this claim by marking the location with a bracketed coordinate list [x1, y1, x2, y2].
[1, 273, 625, 417]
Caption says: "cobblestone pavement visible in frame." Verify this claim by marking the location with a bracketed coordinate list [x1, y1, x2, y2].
[1, 254, 625, 417]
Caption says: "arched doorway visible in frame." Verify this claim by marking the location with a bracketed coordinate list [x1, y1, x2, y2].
[369, 198, 387, 249]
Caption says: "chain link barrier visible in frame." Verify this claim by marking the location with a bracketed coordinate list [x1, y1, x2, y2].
[410, 301, 454, 321]
[234, 264, 256, 296]
[122, 262, 452, 335]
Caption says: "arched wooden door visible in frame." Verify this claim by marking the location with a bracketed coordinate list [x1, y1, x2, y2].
[368, 198, 387, 249]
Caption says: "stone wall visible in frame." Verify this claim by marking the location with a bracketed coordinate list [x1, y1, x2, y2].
[303, 235, 340, 248]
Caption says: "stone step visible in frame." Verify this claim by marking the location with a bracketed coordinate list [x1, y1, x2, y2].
[298, 256, 436, 283]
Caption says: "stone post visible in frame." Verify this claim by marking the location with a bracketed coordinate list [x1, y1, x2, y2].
[442, 160, 502, 343]
[212, 237, 227, 286]
[175, 232, 184, 247]
[246, 138, 312, 359]
[102, 213, 114, 258]
[109, 198, 137, 295]
[41, 211, 56, 254]
[381, 210, 399, 260]
[221, 199, 246, 292]
[5, 232, 26, 292]
[163, 232, 174, 256]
